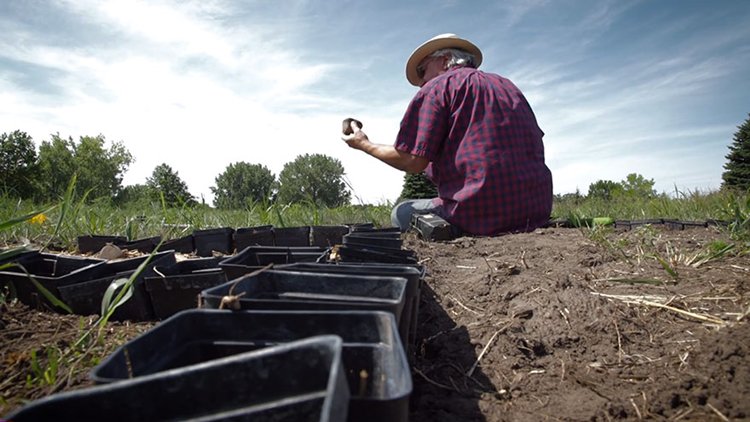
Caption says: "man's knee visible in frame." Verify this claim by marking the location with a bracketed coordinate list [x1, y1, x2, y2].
[391, 198, 437, 232]
[391, 201, 413, 232]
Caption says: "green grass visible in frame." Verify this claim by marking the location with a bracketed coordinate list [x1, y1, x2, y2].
[553, 189, 750, 240]
[0, 197, 392, 251]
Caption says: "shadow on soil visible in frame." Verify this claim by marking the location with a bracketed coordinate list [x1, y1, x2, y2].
[410, 282, 498, 421]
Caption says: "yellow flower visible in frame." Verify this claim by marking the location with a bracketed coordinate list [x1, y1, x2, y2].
[30, 213, 48, 225]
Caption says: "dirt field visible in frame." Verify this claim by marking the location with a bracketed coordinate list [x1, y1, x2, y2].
[2, 225, 749, 421]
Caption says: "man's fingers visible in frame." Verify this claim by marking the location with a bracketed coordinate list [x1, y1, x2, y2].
[350, 120, 362, 132]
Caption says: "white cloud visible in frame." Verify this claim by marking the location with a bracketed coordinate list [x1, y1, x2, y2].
[2, 0, 749, 207]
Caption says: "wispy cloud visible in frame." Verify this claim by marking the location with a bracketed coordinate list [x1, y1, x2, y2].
[1, 0, 749, 204]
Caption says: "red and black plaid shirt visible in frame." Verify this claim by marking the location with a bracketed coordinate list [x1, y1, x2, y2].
[394, 67, 553, 235]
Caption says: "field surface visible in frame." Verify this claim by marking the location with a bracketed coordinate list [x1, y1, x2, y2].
[2, 225, 749, 421]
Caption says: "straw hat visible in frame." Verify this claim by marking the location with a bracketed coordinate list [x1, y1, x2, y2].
[405, 33, 483, 86]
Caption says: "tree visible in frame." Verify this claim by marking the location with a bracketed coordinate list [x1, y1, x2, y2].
[0, 130, 39, 198]
[722, 113, 750, 190]
[276, 154, 350, 207]
[73, 135, 133, 200]
[115, 184, 151, 205]
[587, 180, 623, 200]
[211, 162, 275, 209]
[620, 173, 656, 199]
[399, 172, 438, 201]
[36, 134, 133, 202]
[146, 163, 195, 206]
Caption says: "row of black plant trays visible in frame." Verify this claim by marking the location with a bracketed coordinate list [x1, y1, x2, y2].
[545, 218, 730, 230]
[3, 225, 419, 421]
[76, 223, 384, 257]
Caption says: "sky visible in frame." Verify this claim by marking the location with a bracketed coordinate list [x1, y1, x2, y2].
[2, 0, 749, 205]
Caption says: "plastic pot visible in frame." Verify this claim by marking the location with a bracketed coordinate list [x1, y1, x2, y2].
[0, 253, 106, 312]
[234, 225, 275, 251]
[200, 270, 407, 329]
[274, 226, 312, 247]
[9, 335, 348, 422]
[219, 246, 327, 280]
[311, 226, 350, 248]
[144, 257, 227, 319]
[342, 234, 402, 250]
[193, 227, 234, 257]
[77, 235, 127, 254]
[121, 236, 162, 253]
[333, 245, 418, 265]
[275, 262, 422, 355]
[92, 309, 411, 422]
[57, 251, 176, 321]
[157, 234, 195, 254]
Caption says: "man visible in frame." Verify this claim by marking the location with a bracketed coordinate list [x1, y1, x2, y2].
[342, 33, 553, 236]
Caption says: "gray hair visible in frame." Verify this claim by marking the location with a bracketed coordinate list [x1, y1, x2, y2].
[429, 48, 478, 69]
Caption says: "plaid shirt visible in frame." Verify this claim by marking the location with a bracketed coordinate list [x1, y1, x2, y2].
[394, 67, 553, 235]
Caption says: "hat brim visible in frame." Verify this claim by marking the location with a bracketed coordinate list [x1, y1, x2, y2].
[405, 35, 483, 87]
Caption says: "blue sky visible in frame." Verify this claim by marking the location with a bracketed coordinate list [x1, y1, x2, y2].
[1, 0, 749, 204]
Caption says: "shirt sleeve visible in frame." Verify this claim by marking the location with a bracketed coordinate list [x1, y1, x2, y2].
[393, 84, 449, 161]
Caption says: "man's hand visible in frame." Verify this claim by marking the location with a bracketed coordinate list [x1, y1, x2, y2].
[340, 119, 429, 173]
[341, 120, 370, 151]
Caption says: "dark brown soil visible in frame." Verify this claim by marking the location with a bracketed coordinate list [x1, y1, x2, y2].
[407, 226, 750, 421]
[2, 226, 749, 421]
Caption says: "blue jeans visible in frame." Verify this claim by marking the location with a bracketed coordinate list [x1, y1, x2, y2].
[390, 198, 441, 232]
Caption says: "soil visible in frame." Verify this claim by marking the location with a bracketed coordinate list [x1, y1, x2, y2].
[2, 225, 749, 421]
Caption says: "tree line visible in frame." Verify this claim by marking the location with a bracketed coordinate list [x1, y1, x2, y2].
[0, 130, 351, 208]
[3, 113, 748, 207]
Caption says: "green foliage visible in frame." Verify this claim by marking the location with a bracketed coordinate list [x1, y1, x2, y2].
[115, 184, 152, 206]
[277, 154, 351, 207]
[719, 192, 750, 241]
[587, 180, 623, 200]
[211, 162, 275, 209]
[0, 196, 391, 248]
[146, 163, 195, 207]
[722, 113, 750, 191]
[399, 172, 437, 200]
[37, 134, 132, 202]
[620, 173, 657, 199]
[0, 130, 39, 199]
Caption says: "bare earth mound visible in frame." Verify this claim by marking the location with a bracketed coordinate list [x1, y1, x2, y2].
[407, 226, 749, 421]
[2, 226, 749, 421]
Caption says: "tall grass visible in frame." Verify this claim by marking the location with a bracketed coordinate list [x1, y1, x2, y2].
[0, 195, 392, 251]
[553, 189, 749, 224]
[2, 187, 748, 250]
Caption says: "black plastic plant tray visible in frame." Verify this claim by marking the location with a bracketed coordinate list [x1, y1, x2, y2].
[349, 226, 400, 234]
[120, 236, 162, 253]
[273, 226, 312, 247]
[311, 225, 350, 247]
[664, 220, 708, 230]
[193, 227, 234, 257]
[234, 225, 275, 251]
[9, 335, 349, 422]
[200, 270, 407, 329]
[628, 219, 665, 228]
[219, 246, 327, 280]
[342, 234, 402, 249]
[77, 235, 128, 254]
[91, 309, 411, 422]
[254, 252, 327, 266]
[57, 251, 176, 321]
[144, 257, 227, 319]
[345, 223, 374, 231]
[275, 262, 422, 355]
[157, 234, 194, 254]
[334, 245, 418, 265]
[0, 252, 107, 311]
